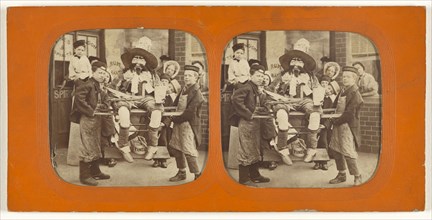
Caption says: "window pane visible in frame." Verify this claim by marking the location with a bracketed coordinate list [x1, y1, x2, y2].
[64, 34, 74, 62]
[53, 37, 64, 61]
[248, 39, 258, 60]
[87, 37, 98, 57]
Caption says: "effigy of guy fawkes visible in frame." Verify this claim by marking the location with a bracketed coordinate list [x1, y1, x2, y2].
[108, 36, 166, 163]
[265, 38, 326, 164]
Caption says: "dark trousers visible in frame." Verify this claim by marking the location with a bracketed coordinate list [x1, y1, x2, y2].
[318, 128, 331, 149]
[330, 148, 360, 176]
[168, 146, 200, 174]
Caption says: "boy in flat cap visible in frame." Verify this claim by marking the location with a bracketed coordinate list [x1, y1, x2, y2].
[70, 60, 112, 186]
[328, 66, 364, 186]
[168, 65, 205, 182]
[231, 64, 271, 186]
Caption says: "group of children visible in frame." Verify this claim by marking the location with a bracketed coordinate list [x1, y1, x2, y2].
[228, 41, 364, 186]
[68, 38, 206, 186]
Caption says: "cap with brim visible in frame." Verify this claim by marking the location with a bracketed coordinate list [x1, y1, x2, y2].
[248, 59, 261, 67]
[163, 60, 180, 79]
[92, 60, 107, 69]
[184, 65, 200, 73]
[92, 61, 112, 83]
[121, 48, 158, 70]
[323, 62, 341, 80]
[250, 64, 266, 74]
[279, 50, 316, 72]
[342, 66, 359, 75]
[88, 56, 100, 64]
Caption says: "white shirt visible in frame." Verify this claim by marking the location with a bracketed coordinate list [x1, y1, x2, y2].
[227, 59, 250, 84]
[68, 55, 92, 80]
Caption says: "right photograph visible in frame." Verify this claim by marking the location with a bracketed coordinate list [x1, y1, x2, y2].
[221, 31, 381, 188]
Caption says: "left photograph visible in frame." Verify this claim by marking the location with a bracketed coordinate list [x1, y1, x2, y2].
[49, 29, 209, 186]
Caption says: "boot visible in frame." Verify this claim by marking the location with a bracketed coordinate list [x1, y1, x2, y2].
[90, 160, 110, 180]
[277, 130, 289, 151]
[278, 148, 293, 165]
[118, 127, 133, 163]
[329, 172, 347, 184]
[169, 170, 187, 182]
[268, 161, 278, 170]
[239, 165, 257, 187]
[79, 161, 98, 186]
[313, 162, 321, 170]
[152, 160, 160, 168]
[144, 127, 159, 160]
[354, 175, 363, 186]
[249, 162, 270, 183]
[321, 162, 329, 170]
[160, 160, 168, 168]
[304, 148, 317, 163]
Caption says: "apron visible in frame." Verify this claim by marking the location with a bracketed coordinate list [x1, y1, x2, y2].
[77, 92, 104, 162]
[169, 92, 199, 157]
[67, 95, 82, 166]
[237, 96, 262, 166]
[329, 95, 358, 158]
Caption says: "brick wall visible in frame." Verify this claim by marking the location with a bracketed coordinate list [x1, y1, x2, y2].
[334, 31, 381, 154]
[200, 92, 209, 150]
[173, 30, 209, 150]
[358, 96, 381, 153]
[335, 32, 347, 67]
[174, 31, 186, 83]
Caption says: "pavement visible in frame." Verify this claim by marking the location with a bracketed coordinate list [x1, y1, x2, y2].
[224, 151, 380, 188]
[53, 147, 379, 188]
[53, 147, 208, 187]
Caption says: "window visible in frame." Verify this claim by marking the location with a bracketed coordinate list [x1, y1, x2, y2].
[350, 33, 378, 57]
[237, 37, 259, 60]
